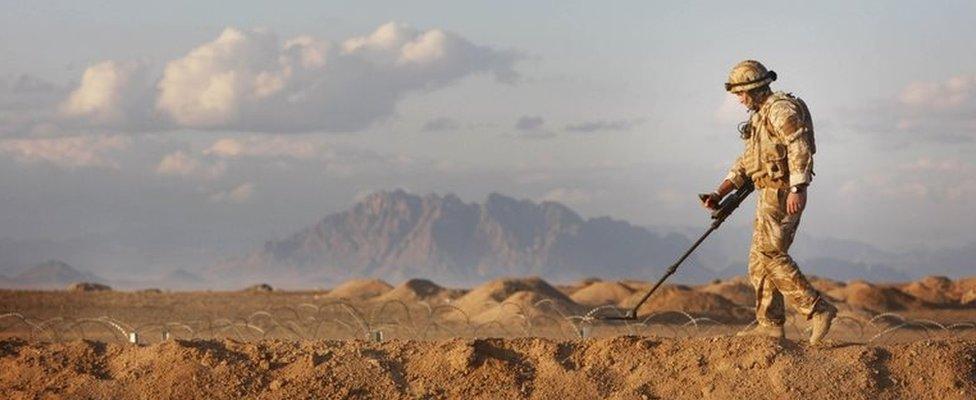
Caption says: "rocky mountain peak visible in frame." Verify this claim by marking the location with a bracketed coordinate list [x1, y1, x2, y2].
[214, 190, 701, 287]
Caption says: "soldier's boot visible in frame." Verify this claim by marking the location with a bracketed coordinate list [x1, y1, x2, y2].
[736, 324, 785, 339]
[809, 301, 838, 346]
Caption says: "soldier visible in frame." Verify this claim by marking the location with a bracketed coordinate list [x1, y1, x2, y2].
[702, 60, 837, 345]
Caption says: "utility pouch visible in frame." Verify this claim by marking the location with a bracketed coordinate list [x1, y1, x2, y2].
[763, 143, 788, 181]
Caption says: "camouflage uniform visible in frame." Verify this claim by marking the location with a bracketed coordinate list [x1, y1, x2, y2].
[725, 92, 828, 327]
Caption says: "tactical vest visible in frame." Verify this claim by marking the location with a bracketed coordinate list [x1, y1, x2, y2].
[741, 92, 815, 189]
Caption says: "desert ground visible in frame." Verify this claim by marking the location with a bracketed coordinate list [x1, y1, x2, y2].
[3, 275, 976, 399]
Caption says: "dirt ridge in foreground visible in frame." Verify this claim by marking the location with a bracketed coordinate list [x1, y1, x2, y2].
[2, 336, 974, 399]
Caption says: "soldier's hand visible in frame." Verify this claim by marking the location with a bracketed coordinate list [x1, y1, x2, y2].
[787, 192, 806, 215]
[700, 192, 722, 210]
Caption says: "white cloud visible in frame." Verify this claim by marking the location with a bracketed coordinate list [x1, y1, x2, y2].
[204, 138, 245, 158]
[899, 74, 976, 109]
[839, 157, 976, 202]
[145, 22, 518, 133]
[60, 60, 150, 127]
[0, 135, 130, 168]
[203, 136, 323, 160]
[154, 28, 283, 128]
[209, 182, 255, 204]
[178, 135, 425, 180]
[3, 23, 517, 137]
[0, 22, 518, 138]
[845, 73, 976, 143]
[155, 150, 226, 180]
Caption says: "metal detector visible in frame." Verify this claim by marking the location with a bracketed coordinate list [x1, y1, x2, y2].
[599, 180, 755, 321]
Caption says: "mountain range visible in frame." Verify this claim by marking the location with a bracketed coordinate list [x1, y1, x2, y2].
[0, 260, 104, 289]
[210, 190, 702, 287]
[3, 190, 973, 290]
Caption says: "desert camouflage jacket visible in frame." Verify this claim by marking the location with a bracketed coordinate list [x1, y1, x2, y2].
[726, 92, 815, 190]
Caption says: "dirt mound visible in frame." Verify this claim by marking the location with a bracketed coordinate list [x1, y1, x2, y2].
[619, 279, 652, 291]
[955, 277, 976, 293]
[809, 275, 846, 293]
[828, 281, 930, 313]
[324, 278, 393, 300]
[242, 283, 273, 292]
[555, 277, 602, 297]
[452, 277, 579, 319]
[620, 285, 752, 323]
[955, 278, 976, 306]
[569, 281, 636, 307]
[2, 337, 973, 399]
[373, 279, 463, 304]
[697, 277, 755, 306]
[962, 290, 976, 306]
[66, 282, 111, 292]
[470, 290, 585, 325]
[900, 276, 958, 306]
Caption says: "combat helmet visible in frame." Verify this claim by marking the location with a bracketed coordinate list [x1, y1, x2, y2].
[725, 60, 777, 93]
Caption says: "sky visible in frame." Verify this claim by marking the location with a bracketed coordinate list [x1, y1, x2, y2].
[2, 1, 976, 278]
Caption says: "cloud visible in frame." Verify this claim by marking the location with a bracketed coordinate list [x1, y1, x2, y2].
[509, 115, 555, 139]
[172, 135, 432, 180]
[899, 74, 976, 109]
[0, 135, 130, 168]
[847, 73, 976, 144]
[894, 74, 976, 137]
[4, 23, 518, 136]
[209, 182, 255, 204]
[564, 118, 644, 133]
[421, 117, 460, 132]
[1, 74, 60, 94]
[839, 156, 976, 202]
[95, 22, 514, 134]
[204, 136, 323, 160]
[515, 115, 544, 131]
[59, 60, 152, 128]
[155, 150, 226, 180]
[900, 157, 974, 174]
[0, 74, 69, 137]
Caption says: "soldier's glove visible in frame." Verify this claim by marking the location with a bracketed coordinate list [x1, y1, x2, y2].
[698, 191, 722, 211]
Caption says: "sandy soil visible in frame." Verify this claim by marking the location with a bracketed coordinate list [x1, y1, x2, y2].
[3, 275, 976, 398]
[2, 336, 974, 399]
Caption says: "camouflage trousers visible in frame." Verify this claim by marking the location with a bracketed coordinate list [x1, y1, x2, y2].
[747, 188, 826, 327]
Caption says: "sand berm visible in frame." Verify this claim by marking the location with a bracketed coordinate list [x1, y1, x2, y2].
[2, 336, 974, 399]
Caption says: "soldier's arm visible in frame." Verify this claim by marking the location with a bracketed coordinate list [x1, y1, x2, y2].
[702, 151, 745, 209]
[723, 152, 748, 192]
[769, 101, 814, 188]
